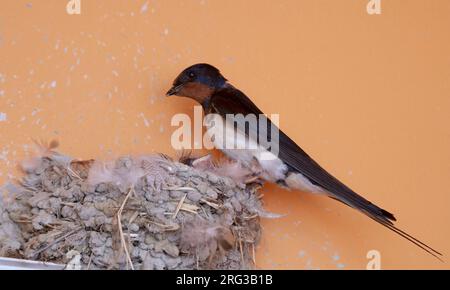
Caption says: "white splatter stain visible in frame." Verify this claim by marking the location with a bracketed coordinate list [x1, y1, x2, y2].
[137, 45, 144, 55]
[50, 80, 57, 88]
[298, 250, 306, 258]
[336, 263, 346, 269]
[0, 149, 9, 162]
[0, 112, 7, 122]
[31, 108, 41, 116]
[140, 1, 149, 14]
[306, 258, 313, 269]
[139, 113, 150, 127]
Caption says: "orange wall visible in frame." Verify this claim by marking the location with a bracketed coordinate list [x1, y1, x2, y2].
[1, 0, 449, 269]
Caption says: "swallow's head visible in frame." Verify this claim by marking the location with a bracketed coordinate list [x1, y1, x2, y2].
[166, 63, 227, 103]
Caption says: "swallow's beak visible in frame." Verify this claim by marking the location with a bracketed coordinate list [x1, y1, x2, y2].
[166, 84, 183, 97]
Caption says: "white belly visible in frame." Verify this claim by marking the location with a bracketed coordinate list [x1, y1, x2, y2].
[204, 113, 325, 194]
[204, 113, 287, 182]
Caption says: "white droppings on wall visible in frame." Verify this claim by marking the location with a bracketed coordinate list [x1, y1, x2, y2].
[31, 108, 41, 116]
[139, 113, 150, 127]
[336, 263, 346, 269]
[298, 250, 306, 258]
[0, 149, 9, 162]
[332, 253, 340, 261]
[140, 1, 150, 14]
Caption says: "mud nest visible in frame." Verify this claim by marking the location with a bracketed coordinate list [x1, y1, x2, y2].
[0, 142, 277, 270]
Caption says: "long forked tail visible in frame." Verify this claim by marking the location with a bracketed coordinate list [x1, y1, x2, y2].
[328, 194, 443, 261]
[279, 142, 443, 260]
[368, 211, 443, 261]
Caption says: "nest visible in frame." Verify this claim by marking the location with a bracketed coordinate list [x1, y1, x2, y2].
[0, 142, 275, 270]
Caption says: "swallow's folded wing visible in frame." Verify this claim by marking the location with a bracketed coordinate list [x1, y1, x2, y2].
[210, 87, 394, 223]
[209, 86, 442, 259]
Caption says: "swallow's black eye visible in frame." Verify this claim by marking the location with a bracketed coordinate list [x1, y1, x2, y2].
[188, 72, 196, 79]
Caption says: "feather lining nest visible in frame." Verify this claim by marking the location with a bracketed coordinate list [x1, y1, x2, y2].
[87, 154, 171, 191]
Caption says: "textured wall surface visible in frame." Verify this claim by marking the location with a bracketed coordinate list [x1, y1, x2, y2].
[1, 0, 449, 269]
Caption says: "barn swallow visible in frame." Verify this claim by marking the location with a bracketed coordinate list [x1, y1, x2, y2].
[166, 63, 442, 259]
